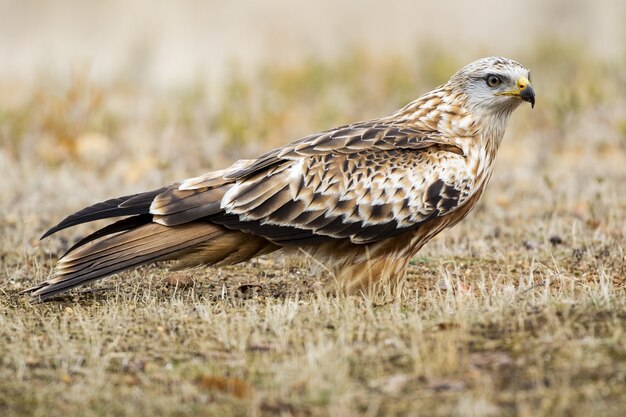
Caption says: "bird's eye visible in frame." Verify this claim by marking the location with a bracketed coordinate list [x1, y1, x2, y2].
[486, 75, 502, 88]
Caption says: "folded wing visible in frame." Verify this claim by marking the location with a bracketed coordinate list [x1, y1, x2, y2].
[32, 120, 473, 300]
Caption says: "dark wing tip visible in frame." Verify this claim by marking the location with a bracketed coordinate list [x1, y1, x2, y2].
[40, 188, 165, 240]
[20, 282, 46, 295]
[40, 226, 60, 240]
[19, 282, 52, 303]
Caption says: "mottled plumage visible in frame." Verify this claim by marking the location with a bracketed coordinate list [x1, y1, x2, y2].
[27, 56, 535, 301]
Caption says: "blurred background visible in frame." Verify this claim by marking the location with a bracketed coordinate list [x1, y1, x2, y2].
[1, 0, 625, 86]
[0, 0, 625, 258]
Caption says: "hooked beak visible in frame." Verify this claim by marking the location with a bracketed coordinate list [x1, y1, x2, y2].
[496, 76, 535, 108]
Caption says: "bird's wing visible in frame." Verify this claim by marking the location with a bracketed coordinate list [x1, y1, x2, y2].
[223, 121, 450, 180]
[43, 121, 473, 250]
[215, 146, 473, 245]
[150, 121, 475, 245]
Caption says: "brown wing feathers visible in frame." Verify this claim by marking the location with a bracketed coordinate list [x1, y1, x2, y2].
[30, 120, 468, 300]
[222, 122, 440, 180]
[29, 223, 227, 300]
[60, 214, 153, 257]
[151, 186, 229, 226]
[221, 146, 468, 245]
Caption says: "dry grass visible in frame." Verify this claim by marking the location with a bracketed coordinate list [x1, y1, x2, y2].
[1, 44, 625, 416]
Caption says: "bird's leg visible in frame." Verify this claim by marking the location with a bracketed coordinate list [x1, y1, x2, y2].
[335, 251, 411, 300]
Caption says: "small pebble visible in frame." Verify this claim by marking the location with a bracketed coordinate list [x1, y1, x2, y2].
[549, 235, 564, 246]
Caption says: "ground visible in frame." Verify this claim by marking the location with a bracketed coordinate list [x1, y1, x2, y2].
[1, 46, 625, 416]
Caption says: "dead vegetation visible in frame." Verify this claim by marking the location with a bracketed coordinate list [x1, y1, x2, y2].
[1, 45, 625, 416]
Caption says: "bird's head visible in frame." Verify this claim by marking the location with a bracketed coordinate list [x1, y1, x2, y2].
[448, 56, 535, 116]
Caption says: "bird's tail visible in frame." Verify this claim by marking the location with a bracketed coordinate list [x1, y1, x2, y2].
[25, 222, 275, 301]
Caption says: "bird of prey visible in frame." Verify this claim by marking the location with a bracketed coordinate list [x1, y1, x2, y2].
[27, 56, 535, 301]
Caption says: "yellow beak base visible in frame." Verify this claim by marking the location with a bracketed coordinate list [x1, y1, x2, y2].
[496, 76, 535, 108]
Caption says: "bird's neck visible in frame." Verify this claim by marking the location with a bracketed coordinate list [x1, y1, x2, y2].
[393, 87, 512, 151]
[475, 107, 515, 149]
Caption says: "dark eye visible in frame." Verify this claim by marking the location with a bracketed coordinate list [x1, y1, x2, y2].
[486, 75, 502, 88]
